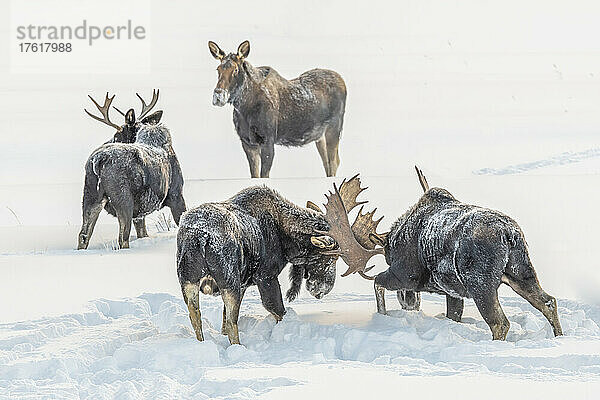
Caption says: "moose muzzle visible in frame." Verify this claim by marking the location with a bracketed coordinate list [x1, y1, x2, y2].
[212, 88, 229, 106]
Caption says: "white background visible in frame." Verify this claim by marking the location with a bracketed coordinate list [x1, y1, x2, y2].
[2, 0, 600, 185]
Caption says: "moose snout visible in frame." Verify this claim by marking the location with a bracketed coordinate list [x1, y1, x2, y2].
[212, 88, 229, 106]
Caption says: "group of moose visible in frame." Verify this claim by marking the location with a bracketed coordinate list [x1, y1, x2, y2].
[77, 41, 562, 345]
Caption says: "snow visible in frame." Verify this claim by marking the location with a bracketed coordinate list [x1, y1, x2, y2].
[2, 290, 600, 399]
[2, 176, 600, 398]
[3, 0, 600, 397]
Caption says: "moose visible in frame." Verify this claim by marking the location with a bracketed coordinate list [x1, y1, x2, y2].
[78, 90, 186, 250]
[208, 40, 347, 178]
[176, 178, 375, 345]
[315, 169, 563, 340]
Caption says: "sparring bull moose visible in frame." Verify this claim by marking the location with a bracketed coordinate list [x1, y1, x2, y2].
[315, 169, 562, 340]
[176, 178, 376, 345]
[78, 90, 186, 250]
[208, 40, 347, 178]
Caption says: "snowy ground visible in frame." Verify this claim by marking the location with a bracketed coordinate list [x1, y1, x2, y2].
[2, 175, 600, 399]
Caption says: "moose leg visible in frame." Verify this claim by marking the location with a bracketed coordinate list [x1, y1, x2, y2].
[502, 273, 563, 336]
[472, 291, 510, 340]
[222, 287, 246, 335]
[257, 277, 286, 321]
[397, 290, 421, 311]
[169, 195, 187, 225]
[221, 288, 242, 345]
[78, 198, 107, 250]
[182, 282, 204, 341]
[115, 200, 133, 249]
[133, 218, 148, 239]
[241, 142, 261, 178]
[324, 125, 341, 177]
[375, 282, 387, 315]
[260, 141, 275, 178]
[315, 136, 330, 176]
[446, 295, 464, 322]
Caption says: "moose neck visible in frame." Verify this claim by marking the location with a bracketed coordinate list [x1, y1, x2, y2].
[233, 186, 328, 260]
[230, 61, 262, 109]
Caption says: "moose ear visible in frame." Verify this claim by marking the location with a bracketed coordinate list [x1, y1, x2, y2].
[237, 40, 250, 59]
[125, 109, 136, 126]
[208, 41, 225, 60]
[306, 201, 323, 213]
[310, 236, 336, 250]
[141, 110, 163, 125]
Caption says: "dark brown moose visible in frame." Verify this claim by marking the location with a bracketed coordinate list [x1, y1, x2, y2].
[315, 170, 562, 341]
[208, 40, 347, 178]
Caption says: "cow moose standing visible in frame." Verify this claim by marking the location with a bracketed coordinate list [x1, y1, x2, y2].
[315, 170, 563, 341]
[208, 40, 347, 178]
[78, 90, 186, 250]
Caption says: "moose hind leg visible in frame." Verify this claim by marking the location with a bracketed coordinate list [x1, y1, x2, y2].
[115, 198, 133, 249]
[169, 194, 187, 225]
[315, 136, 331, 176]
[182, 282, 204, 341]
[222, 287, 246, 335]
[78, 198, 107, 250]
[446, 295, 464, 322]
[133, 217, 148, 239]
[502, 273, 563, 336]
[221, 288, 242, 345]
[324, 124, 341, 177]
[472, 291, 510, 340]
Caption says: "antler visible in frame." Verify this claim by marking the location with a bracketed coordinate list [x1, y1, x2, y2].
[415, 165, 429, 192]
[352, 206, 384, 250]
[338, 174, 368, 213]
[136, 89, 160, 120]
[317, 181, 384, 278]
[85, 93, 121, 130]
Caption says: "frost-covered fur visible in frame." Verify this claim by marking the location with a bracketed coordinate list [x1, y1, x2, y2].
[78, 122, 186, 249]
[375, 187, 563, 340]
[177, 185, 338, 344]
[209, 41, 347, 178]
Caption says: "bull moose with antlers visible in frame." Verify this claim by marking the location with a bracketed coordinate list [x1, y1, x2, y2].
[315, 169, 562, 340]
[176, 178, 378, 345]
[208, 40, 347, 178]
[78, 90, 186, 249]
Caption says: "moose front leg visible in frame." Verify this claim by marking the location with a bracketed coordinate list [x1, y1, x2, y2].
[133, 218, 148, 239]
[446, 295, 464, 322]
[375, 282, 387, 315]
[241, 142, 261, 178]
[260, 140, 275, 178]
[257, 277, 286, 321]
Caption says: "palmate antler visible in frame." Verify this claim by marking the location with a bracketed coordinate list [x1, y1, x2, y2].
[315, 175, 385, 279]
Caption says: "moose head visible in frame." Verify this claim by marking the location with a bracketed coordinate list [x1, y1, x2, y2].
[84, 90, 163, 143]
[308, 175, 388, 283]
[208, 40, 251, 106]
